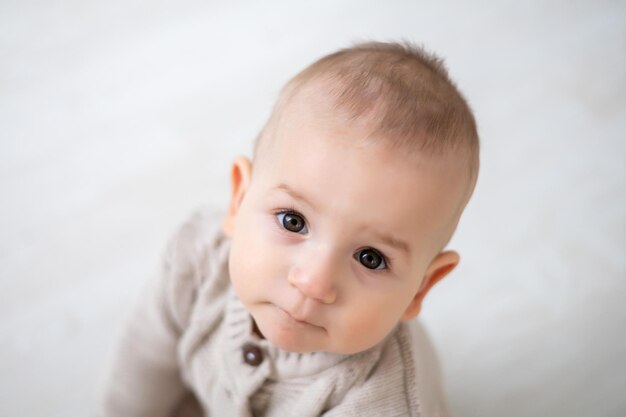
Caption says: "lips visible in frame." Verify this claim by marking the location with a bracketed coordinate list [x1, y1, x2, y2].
[278, 306, 308, 323]
[276, 304, 318, 327]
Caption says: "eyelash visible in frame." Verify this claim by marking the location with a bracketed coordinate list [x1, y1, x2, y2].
[272, 208, 392, 271]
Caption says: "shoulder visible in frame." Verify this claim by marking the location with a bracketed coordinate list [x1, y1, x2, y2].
[161, 207, 231, 331]
[394, 320, 450, 417]
[164, 207, 229, 280]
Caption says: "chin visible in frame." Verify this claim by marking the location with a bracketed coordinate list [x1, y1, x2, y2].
[261, 324, 316, 353]
[273, 340, 314, 353]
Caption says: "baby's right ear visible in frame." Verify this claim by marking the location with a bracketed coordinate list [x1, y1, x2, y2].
[223, 156, 253, 236]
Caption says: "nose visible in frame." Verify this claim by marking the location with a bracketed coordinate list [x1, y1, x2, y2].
[287, 249, 338, 304]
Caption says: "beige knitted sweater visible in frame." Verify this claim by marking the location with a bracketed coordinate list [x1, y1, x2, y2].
[102, 209, 450, 417]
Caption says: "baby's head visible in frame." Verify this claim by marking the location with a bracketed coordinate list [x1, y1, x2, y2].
[223, 41, 479, 354]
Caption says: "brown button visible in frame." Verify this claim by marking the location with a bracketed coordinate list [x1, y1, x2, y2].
[242, 343, 264, 366]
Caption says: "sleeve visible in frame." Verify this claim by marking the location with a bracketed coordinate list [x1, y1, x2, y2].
[100, 213, 211, 417]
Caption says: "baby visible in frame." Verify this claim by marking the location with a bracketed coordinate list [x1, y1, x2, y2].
[103, 41, 479, 417]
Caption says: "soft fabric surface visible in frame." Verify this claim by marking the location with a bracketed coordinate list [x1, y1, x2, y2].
[1, 1, 624, 416]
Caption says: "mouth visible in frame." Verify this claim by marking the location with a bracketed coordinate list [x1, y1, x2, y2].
[276, 305, 320, 328]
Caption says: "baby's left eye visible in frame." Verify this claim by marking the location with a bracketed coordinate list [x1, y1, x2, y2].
[354, 248, 387, 270]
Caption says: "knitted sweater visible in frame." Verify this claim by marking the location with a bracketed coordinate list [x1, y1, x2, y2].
[102, 209, 450, 417]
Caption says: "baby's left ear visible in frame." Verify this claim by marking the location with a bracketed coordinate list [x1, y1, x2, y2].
[400, 250, 460, 321]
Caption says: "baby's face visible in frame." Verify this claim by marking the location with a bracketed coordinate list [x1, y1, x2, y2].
[226, 101, 467, 354]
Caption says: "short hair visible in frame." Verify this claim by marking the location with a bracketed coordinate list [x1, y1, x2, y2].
[255, 40, 479, 180]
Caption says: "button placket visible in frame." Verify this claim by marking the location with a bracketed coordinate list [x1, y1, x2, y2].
[242, 343, 264, 366]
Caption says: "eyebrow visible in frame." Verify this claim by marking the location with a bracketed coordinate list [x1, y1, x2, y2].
[274, 183, 319, 211]
[275, 183, 410, 255]
[368, 228, 411, 255]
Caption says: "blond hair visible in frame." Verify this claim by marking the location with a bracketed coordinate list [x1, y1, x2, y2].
[256, 41, 479, 180]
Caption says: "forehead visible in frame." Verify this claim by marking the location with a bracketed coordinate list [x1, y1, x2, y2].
[254, 96, 467, 259]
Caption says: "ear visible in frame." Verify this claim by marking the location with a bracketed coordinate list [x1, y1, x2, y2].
[400, 250, 460, 320]
[223, 156, 253, 237]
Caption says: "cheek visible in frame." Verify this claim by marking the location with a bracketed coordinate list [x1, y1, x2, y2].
[228, 214, 284, 300]
[333, 291, 413, 353]
[229, 236, 263, 296]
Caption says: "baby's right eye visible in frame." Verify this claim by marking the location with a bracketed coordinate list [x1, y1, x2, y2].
[276, 211, 308, 234]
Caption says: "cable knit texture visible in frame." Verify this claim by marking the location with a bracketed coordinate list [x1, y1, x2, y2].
[102, 208, 450, 417]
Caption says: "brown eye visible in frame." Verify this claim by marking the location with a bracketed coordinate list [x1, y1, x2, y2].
[278, 212, 307, 234]
[355, 248, 387, 270]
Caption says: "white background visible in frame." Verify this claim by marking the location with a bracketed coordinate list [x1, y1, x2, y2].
[1, 1, 625, 416]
